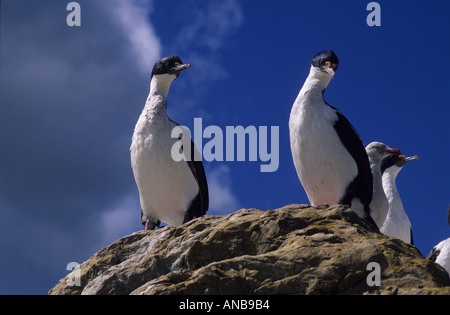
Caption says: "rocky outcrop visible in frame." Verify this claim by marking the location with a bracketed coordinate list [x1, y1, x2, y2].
[49, 204, 450, 295]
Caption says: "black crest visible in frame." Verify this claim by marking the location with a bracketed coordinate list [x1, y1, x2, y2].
[311, 50, 339, 69]
[380, 154, 403, 175]
[151, 56, 184, 78]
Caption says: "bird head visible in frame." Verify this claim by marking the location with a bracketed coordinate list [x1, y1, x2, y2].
[381, 154, 419, 175]
[151, 56, 191, 80]
[311, 50, 339, 78]
[366, 142, 402, 162]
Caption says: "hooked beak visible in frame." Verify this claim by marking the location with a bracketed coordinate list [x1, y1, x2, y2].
[169, 63, 191, 75]
[321, 66, 336, 78]
[403, 155, 420, 163]
[396, 155, 419, 167]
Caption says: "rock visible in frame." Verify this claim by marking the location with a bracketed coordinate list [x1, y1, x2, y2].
[49, 205, 450, 295]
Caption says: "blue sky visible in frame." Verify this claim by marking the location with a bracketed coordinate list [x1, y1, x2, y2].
[0, 0, 449, 294]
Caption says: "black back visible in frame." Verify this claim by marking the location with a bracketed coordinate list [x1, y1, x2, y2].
[185, 146, 209, 220]
[427, 246, 440, 262]
[332, 108, 373, 214]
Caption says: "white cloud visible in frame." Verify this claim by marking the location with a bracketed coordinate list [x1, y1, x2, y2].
[99, 193, 142, 245]
[207, 165, 241, 215]
[109, 0, 162, 74]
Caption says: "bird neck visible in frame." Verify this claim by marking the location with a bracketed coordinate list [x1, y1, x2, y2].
[370, 159, 388, 208]
[370, 160, 383, 184]
[299, 66, 333, 97]
[382, 168, 402, 205]
[145, 74, 176, 114]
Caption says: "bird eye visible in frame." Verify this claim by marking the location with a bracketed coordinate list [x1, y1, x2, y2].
[174, 62, 180, 66]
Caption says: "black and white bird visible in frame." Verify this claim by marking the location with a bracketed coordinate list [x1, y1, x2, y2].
[379, 154, 419, 244]
[366, 142, 402, 228]
[427, 207, 450, 274]
[130, 56, 209, 230]
[289, 50, 377, 229]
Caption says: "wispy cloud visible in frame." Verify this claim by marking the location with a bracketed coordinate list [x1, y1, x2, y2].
[99, 192, 142, 245]
[170, 0, 244, 89]
[176, 0, 244, 51]
[207, 165, 241, 215]
[109, 0, 161, 74]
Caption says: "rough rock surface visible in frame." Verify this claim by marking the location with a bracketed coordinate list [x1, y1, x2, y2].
[49, 205, 450, 295]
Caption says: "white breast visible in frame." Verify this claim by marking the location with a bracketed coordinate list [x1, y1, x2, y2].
[370, 165, 389, 228]
[289, 92, 357, 206]
[380, 169, 412, 243]
[130, 110, 199, 227]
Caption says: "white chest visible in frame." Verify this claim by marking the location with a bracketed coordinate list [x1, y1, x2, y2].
[289, 95, 358, 206]
[130, 110, 198, 226]
[380, 172, 411, 243]
[370, 165, 389, 228]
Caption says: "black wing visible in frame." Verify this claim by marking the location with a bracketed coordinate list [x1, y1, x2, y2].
[427, 247, 440, 262]
[328, 104, 373, 216]
[186, 138, 209, 218]
[169, 118, 209, 220]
